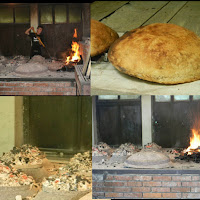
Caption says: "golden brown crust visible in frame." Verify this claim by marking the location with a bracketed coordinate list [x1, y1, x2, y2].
[108, 23, 200, 84]
[91, 19, 119, 57]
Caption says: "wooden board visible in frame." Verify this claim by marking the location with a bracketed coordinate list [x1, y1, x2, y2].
[100, 1, 169, 32]
[91, 63, 200, 95]
[91, 1, 129, 21]
[143, 1, 187, 25]
[169, 1, 200, 36]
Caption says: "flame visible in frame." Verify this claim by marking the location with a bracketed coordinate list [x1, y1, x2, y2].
[184, 129, 200, 155]
[73, 28, 77, 38]
[65, 29, 81, 65]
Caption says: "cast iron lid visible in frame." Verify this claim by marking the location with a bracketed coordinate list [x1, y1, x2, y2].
[124, 148, 170, 169]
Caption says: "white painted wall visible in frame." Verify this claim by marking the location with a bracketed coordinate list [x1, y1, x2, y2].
[141, 95, 152, 146]
[0, 97, 15, 156]
[30, 4, 38, 30]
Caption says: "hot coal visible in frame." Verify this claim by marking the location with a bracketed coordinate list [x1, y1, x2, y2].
[57, 63, 75, 72]
[175, 151, 200, 163]
[57, 55, 83, 72]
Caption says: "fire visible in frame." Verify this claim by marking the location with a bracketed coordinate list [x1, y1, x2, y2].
[184, 129, 200, 155]
[65, 29, 81, 65]
[73, 28, 77, 38]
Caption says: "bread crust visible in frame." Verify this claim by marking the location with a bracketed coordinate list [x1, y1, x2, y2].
[91, 19, 119, 57]
[108, 23, 200, 84]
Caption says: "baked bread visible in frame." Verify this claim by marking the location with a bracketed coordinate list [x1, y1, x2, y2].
[91, 19, 119, 57]
[108, 23, 200, 84]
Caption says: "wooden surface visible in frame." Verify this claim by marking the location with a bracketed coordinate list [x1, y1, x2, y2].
[91, 1, 200, 95]
[91, 1, 129, 21]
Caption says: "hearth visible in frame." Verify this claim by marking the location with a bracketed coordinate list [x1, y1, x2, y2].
[0, 3, 91, 95]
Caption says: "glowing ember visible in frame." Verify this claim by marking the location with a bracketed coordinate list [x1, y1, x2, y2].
[65, 29, 81, 65]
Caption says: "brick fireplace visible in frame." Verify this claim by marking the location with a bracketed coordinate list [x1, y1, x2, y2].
[92, 169, 200, 199]
[0, 3, 90, 96]
[0, 80, 76, 95]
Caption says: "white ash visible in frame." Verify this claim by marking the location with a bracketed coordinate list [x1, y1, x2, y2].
[0, 55, 75, 79]
[42, 151, 92, 192]
[48, 61, 63, 71]
[144, 142, 162, 152]
[92, 146, 108, 157]
[28, 55, 46, 64]
[0, 144, 45, 167]
[0, 161, 35, 187]
[15, 63, 48, 74]
[0, 55, 29, 74]
[92, 142, 113, 157]
[112, 143, 138, 156]
[15, 55, 49, 74]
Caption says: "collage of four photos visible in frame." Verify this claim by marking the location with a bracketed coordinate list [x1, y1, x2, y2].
[0, 1, 200, 200]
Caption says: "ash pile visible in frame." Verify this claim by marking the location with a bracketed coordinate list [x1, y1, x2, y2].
[0, 161, 35, 187]
[92, 142, 138, 165]
[0, 55, 64, 77]
[0, 145, 92, 199]
[42, 151, 92, 192]
[92, 142, 199, 169]
[1, 144, 45, 167]
[0, 161, 39, 200]
[0, 144, 47, 200]
[0, 55, 29, 75]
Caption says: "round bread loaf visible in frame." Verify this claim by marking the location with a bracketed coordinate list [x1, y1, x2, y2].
[108, 23, 200, 84]
[91, 19, 119, 57]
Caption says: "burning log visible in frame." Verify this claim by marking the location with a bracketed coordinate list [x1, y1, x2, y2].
[57, 57, 83, 72]
[176, 123, 200, 163]
[65, 28, 81, 65]
[56, 28, 82, 73]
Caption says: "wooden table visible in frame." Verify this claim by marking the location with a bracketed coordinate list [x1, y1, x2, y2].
[91, 1, 200, 95]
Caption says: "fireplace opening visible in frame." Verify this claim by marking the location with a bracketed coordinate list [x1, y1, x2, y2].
[92, 95, 200, 169]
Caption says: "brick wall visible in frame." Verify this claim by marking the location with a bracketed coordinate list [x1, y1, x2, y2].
[0, 81, 76, 95]
[92, 170, 200, 199]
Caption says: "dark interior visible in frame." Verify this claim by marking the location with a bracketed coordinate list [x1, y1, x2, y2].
[23, 96, 92, 154]
[95, 95, 200, 148]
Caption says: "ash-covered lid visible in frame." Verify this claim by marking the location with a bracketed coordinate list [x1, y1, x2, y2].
[14, 55, 48, 75]
[124, 149, 170, 169]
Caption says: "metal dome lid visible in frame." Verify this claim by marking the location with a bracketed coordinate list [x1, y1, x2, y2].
[124, 149, 170, 169]
[15, 63, 48, 75]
